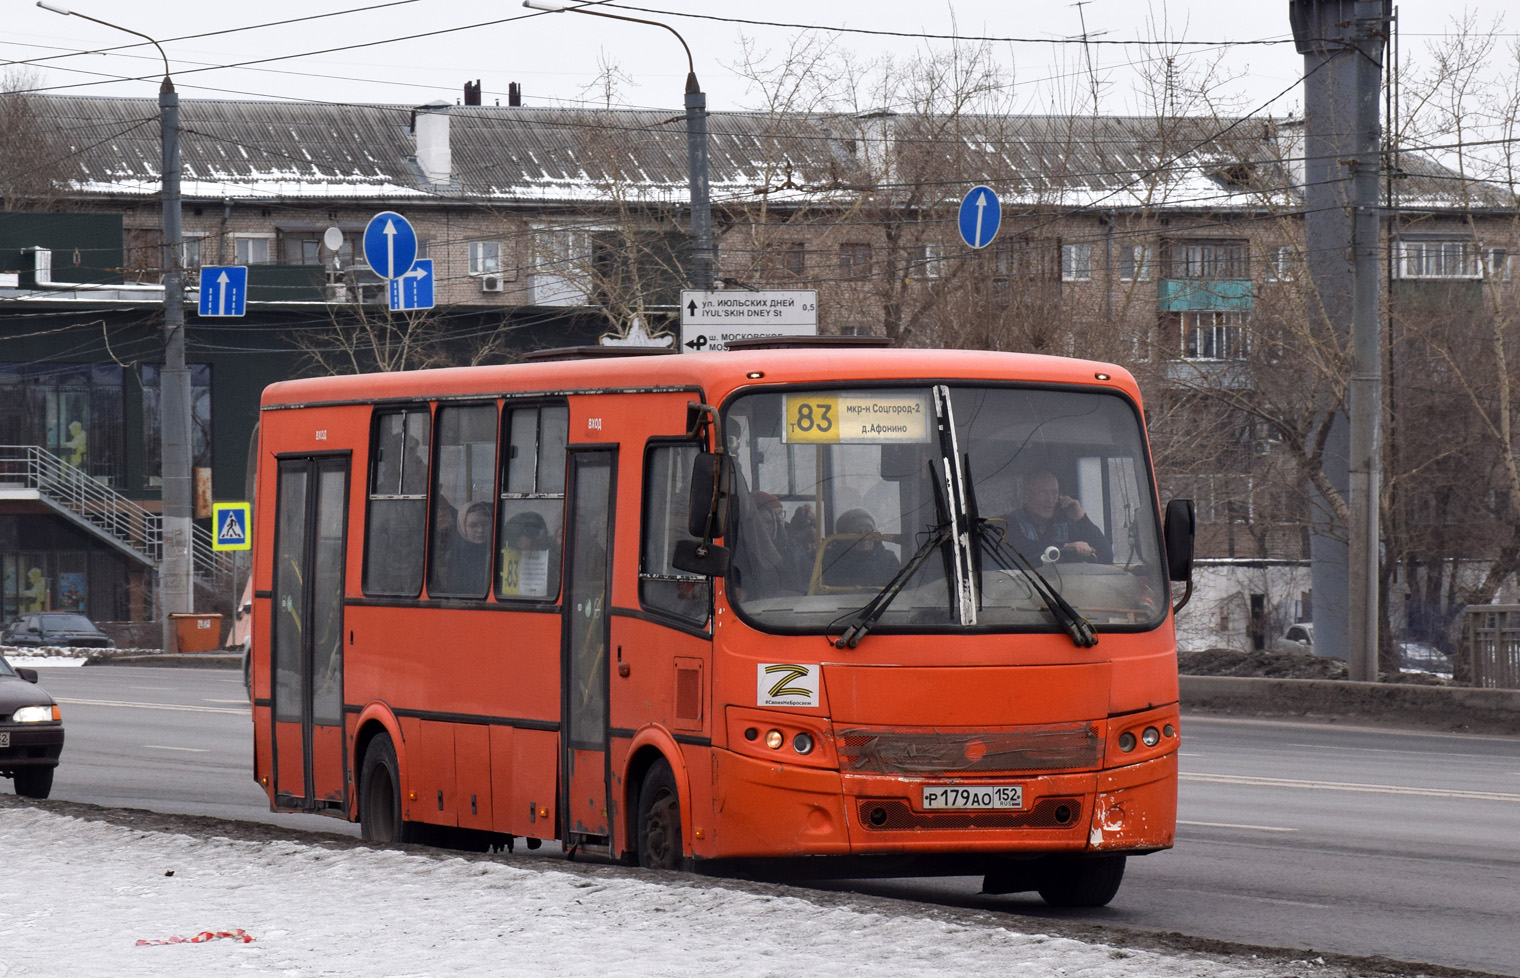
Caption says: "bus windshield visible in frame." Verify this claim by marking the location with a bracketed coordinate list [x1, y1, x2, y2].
[724, 384, 1167, 636]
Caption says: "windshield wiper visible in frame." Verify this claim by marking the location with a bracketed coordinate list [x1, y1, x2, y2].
[831, 522, 952, 649]
[976, 520, 1098, 648]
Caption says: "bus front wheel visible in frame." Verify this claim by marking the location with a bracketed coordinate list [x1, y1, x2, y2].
[359, 733, 418, 844]
[1036, 854, 1127, 907]
[636, 759, 686, 870]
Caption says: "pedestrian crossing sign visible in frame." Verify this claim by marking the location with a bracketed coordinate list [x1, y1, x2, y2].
[212, 502, 252, 551]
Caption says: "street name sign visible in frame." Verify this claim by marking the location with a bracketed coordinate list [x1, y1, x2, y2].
[212, 501, 252, 551]
[198, 265, 248, 317]
[958, 185, 1001, 250]
[679, 289, 818, 353]
[362, 210, 418, 280]
[388, 258, 435, 312]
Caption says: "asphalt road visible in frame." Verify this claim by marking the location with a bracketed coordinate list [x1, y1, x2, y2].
[23, 665, 1520, 976]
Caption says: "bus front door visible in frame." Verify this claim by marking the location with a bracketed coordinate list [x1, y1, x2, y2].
[270, 455, 349, 815]
[562, 449, 615, 851]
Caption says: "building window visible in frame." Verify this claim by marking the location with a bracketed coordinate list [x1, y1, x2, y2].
[780, 242, 806, 278]
[281, 230, 354, 266]
[1166, 239, 1248, 279]
[140, 364, 212, 488]
[840, 243, 872, 279]
[914, 242, 943, 279]
[0, 363, 124, 486]
[1061, 243, 1092, 282]
[232, 234, 273, 265]
[1181, 311, 1248, 360]
[1263, 245, 1294, 282]
[1485, 247, 1512, 283]
[1119, 244, 1152, 282]
[1396, 238, 1481, 280]
[468, 240, 502, 276]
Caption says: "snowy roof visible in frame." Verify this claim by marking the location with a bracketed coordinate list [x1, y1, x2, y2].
[28, 94, 1509, 212]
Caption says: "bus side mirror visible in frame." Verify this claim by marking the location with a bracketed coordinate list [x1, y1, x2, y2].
[686, 452, 731, 540]
[1164, 498, 1196, 582]
[672, 539, 731, 577]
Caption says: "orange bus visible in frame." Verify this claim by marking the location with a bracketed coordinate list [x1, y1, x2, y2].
[250, 343, 1194, 906]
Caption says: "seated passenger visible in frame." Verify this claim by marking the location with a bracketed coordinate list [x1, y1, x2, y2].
[818, 508, 900, 588]
[734, 491, 809, 597]
[1004, 470, 1112, 564]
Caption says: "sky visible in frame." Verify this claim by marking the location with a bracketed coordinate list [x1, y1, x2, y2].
[4, 0, 1515, 121]
[0, 801, 1366, 978]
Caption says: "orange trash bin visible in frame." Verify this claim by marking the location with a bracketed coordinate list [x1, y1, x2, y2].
[169, 613, 224, 653]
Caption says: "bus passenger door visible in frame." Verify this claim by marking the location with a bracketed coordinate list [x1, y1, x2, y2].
[271, 455, 350, 814]
[562, 449, 615, 850]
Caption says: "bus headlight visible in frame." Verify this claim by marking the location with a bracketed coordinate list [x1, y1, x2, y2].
[793, 732, 814, 755]
[1118, 732, 1137, 752]
[1141, 726, 1161, 747]
[765, 729, 784, 750]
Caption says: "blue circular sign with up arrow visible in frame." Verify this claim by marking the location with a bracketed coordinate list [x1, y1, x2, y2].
[958, 185, 1001, 250]
[362, 210, 419, 280]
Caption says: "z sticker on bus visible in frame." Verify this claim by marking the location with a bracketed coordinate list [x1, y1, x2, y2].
[757, 663, 820, 708]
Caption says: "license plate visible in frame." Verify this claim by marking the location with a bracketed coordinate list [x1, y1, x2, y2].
[0, 731, 9, 748]
[922, 784, 1023, 810]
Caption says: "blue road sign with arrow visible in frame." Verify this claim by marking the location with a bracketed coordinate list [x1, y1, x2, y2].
[389, 258, 435, 312]
[957, 185, 1001, 250]
[198, 265, 248, 317]
[362, 210, 418, 281]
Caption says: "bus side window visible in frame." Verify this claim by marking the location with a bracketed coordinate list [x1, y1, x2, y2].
[363, 407, 429, 596]
[640, 442, 712, 623]
[427, 404, 499, 598]
[497, 404, 568, 601]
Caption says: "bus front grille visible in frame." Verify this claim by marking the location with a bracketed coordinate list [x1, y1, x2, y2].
[836, 723, 1101, 775]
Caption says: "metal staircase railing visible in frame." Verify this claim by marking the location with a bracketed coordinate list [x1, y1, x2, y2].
[0, 445, 234, 584]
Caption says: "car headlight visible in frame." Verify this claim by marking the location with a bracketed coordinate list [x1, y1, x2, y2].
[11, 705, 58, 723]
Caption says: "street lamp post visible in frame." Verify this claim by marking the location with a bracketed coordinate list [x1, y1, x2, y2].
[522, 1, 714, 291]
[39, 3, 194, 651]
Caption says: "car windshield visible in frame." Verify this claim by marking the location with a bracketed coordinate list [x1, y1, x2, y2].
[43, 615, 97, 632]
[724, 384, 1167, 636]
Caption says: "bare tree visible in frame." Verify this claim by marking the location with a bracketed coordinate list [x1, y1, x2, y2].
[0, 69, 68, 210]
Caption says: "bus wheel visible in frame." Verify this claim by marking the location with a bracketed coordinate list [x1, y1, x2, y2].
[636, 759, 685, 870]
[359, 734, 416, 844]
[12, 766, 54, 799]
[1036, 854, 1127, 907]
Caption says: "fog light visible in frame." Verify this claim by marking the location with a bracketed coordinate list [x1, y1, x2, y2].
[1141, 726, 1161, 747]
[1163, 724, 1176, 738]
[765, 729, 784, 750]
[793, 732, 814, 755]
[1118, 732, 1136, 752]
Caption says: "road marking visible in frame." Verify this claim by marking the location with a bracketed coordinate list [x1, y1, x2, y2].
[1183, 772, 1520, 803]
[57, 697, 246, 716]
[1178, 819, 1296, 833]
[205, 699, 250, 705]
[143, 745, 209, 753]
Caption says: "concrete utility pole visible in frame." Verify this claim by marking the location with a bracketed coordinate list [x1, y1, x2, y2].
[522, 1, 714, 291]
[1290, 0, 1391, 681]
[39, 3, 194, 650]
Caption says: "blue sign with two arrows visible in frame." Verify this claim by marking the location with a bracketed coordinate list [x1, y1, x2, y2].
[957, 185, 1001, 250]
[363, 210, 419, 280]
[198, 265, 248, 317]
[389, 258, 434, 312]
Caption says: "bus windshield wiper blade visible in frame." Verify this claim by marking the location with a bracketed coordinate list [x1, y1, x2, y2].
[978, 521, 1098, 648]
[832, 523, 951, 649]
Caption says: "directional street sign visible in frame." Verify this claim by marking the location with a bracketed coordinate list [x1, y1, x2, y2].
[211, 501, 252, 552]
[958, 185, 1001, 250]
[679, 289, 818, 353]
[362, 210, 418, 281]
[197, 265, 248, 317]
[388, 258, 435, 312]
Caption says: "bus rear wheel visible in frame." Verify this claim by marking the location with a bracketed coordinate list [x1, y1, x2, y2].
[1036, 854, 1127, 907]
[636, 759, 685, 870]
[359, 733, 418, 844]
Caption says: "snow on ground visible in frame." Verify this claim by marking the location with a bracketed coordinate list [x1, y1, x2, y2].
[0, 804, 1337, 978]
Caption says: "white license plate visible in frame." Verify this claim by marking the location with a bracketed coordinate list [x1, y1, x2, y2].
[0, 731, 9, 748]
[921, 784, 1023, 810]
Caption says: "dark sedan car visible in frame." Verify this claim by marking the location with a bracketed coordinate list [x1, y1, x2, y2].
[1, 613, 114, 649]
[0, 653, 64, 798]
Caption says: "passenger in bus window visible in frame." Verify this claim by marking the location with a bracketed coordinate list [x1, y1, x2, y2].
[1003, 470, 1112, 564]
[441, 500, 492, 594]
[818, 508, 900, 588]
[735, 491, 810, 597]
